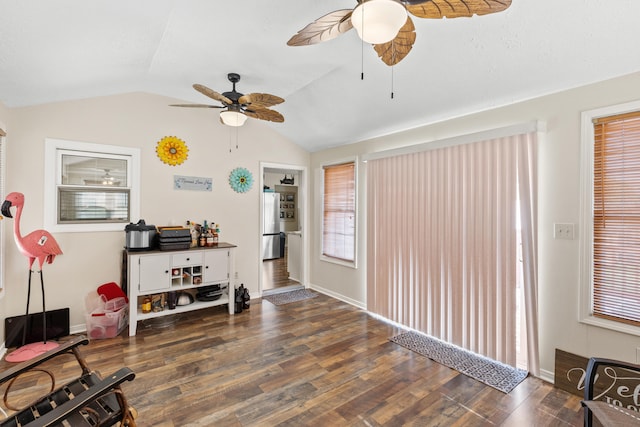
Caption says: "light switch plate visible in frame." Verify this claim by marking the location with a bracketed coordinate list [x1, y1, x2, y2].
[554, 223, 574, 240]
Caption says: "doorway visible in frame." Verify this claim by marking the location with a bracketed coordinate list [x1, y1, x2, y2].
[260, 163, 306, 296]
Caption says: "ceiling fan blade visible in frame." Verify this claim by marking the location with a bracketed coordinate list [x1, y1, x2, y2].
[238, 93, 285, 108]
[244, 107, 285, 123]
[407, 0, 512, 19]
[193, 84, 232, 104]
[287, 9, 354, 46]
[373, 16, 416, 66]
[169, 103, 224, 108]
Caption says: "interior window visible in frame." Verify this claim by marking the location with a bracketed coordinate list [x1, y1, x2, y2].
[58, 153, 129, 223]
[44, 138, 140, 233]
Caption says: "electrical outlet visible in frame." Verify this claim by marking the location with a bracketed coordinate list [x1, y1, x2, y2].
[553, 223, 574, 240]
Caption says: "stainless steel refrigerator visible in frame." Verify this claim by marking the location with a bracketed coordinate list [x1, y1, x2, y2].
[262, 192, 281, 260]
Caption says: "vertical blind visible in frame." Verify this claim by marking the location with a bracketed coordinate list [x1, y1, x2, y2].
[323, 162, 356, 262]
[593, 111, 640, 325]
[367, 132, 538, 371]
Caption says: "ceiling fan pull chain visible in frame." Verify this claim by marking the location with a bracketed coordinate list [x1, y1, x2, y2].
[361, 7, 365, 80]
[391, 66, 394, 99]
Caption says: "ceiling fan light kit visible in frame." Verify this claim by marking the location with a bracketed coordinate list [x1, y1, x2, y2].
[351, 0, 407, 44]
[220, 110, 248, 127]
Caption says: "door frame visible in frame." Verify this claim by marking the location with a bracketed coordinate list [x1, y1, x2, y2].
[259, 162, 308, 296]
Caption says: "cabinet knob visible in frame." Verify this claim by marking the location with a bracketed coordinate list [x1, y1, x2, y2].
[205, 265, 209, 269]
[186, 258, 190, 261]
[165, 270, 169, 274]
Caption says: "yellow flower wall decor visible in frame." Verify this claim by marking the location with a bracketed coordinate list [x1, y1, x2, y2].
[156, 136, 189, 166]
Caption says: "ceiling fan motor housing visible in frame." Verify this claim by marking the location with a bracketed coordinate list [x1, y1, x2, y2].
[223, 73, 243, 104]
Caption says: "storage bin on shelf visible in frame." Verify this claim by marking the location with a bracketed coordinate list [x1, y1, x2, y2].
[85, 283, 129, 340]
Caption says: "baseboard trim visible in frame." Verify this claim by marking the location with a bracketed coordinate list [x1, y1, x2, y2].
[308, 283, 366, 310]
[539, 368, 555, 384]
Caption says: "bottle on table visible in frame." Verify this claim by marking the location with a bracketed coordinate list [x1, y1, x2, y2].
[213, 223, 220, 245]
[199, 221, 208, 247]
[142, 296, 152, 314]
[206, 226, 214, 247]
[187, 220, 198, 248]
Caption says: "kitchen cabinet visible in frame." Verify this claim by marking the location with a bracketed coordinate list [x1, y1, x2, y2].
[126, 243, 236, 336]
[275, 184, 298, 231]
[287, 231, 302, 283]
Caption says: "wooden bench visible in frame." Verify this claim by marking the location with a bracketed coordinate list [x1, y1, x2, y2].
[0, 336, 136, 426]
[582, 357, 640, 426]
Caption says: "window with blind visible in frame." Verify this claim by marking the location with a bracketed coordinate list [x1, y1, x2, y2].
[322, 161, 356, 265]
[591, 110, 640, 326]
[44, 138, 140, 233]
[0, 128, 5, 292]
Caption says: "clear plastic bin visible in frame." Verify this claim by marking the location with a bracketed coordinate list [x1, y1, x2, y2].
[85, 307, 128, 339]
[104, 297, 127, 312]
[85, 291, 128, 339]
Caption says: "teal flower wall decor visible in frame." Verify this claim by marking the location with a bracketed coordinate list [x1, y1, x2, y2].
[229, 167, 253, 193]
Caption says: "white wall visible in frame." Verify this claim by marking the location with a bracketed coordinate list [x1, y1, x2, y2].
[308, 71, 640, 379]
[1, 92, 309, 333]
[0, 100, 9, 349]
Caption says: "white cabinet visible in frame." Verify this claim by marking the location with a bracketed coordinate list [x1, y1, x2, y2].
[287, 231, 302, 283]
[275, 184, 298, 231]
[203, 249, 229, 283]
[139, 254, 171, 293]
[127, 244, 236, 336]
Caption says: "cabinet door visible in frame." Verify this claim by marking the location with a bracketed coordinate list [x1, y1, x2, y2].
[139, 254, 172, 293]
[203, 250, 229, 284]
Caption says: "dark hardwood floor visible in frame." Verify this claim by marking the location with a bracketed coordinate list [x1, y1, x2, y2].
[0, 293, 584, 426]
[262, 248, 300, 293]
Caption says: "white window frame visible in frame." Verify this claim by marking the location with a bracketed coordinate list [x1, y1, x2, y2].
[319, 157, 358, 269]
[0, 127, 5, 294]
[579, 99, 640, 336]
[44, 138, 140, 233]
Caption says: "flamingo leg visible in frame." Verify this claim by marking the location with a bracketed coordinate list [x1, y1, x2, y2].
[39, 270, 48, 343]
[22, 269, 33, 347]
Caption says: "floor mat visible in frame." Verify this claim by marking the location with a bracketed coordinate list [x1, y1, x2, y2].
[262, 289, 319, 306]
[390, 330, 528, 393]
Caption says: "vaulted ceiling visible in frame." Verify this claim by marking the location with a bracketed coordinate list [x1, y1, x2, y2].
[1, 1, 639, 152]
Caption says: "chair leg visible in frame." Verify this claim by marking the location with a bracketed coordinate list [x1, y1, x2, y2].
[584, 406, 592, 427]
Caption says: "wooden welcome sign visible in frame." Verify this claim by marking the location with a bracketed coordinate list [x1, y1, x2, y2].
[555, 349, 640, 411]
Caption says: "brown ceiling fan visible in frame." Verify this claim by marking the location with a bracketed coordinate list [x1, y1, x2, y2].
[287, 0, 512, 66]
[171, 73, 284, 127]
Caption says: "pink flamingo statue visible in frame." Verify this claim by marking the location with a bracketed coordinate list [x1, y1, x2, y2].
[1, 192, 63, 362]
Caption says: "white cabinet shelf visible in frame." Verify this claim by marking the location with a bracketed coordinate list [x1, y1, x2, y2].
[126, 243, 236, 336]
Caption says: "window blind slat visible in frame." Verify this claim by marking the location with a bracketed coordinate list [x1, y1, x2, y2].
[593, 111, 640, 325]
[323, 162, 356, 262]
